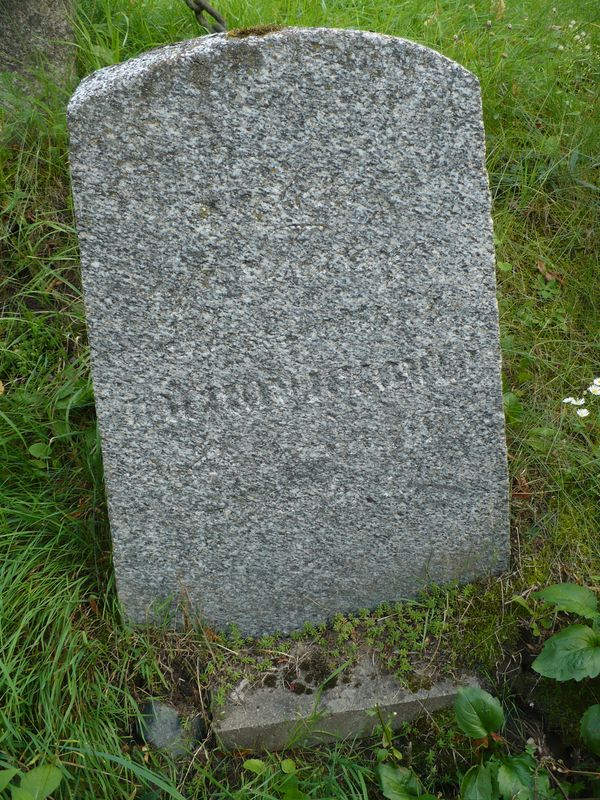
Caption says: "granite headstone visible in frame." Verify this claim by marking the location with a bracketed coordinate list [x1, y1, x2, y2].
[68, 28, 509, 636]
[0, 0, 74, 82]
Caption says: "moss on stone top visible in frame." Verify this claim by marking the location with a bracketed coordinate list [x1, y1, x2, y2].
[226, 24, 285, 38]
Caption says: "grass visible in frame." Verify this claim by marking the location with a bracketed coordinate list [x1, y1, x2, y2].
[1, 0, 599, 797]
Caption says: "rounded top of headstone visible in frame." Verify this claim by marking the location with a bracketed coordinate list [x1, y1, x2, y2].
[68, 27, 479, 118]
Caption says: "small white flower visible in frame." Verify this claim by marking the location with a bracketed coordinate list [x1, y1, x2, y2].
[563, 397, 576, 404]
[593, 378, 600, 386]
[558, 45, 565, 51]
[588, 385, 600, 396]
[573, 398, 586, 405]
[577, 408, 590, 417]
[569, 19, 577, 28]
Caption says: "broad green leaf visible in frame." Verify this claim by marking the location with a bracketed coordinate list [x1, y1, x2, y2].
[533, 584, 598, 621]
[50, 419, 70, 438]
[580, 705, 600, 756]
[243, 759, 267, 776]
[11, 789, 35, 800]
[503, 393, 523, 424]
[532, 625, 600, 681]
[497, 755, 536, 800]
[460, 765, 496, 800]
[20, 766, 63, 799]
[281, 774, 307, 800]
[500, 335, 515, 354]
[377, 764, 423, 800]
[454, 687, 505, 738]
[526, 428, 558, 455]
[531, 773, 556, 800]
[28, 443, 51, 459]
[54, 382, 94, 411]
[280, 758, 296, 775]
[0, 769, 19, 791]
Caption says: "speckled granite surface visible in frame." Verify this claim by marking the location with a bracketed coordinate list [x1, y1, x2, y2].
[68, 28, 509, 636]
[0, 0, 74, 80]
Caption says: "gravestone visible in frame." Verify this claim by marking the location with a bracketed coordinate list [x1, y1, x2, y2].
[0, 0, 74, 82]
[68, 27, 509, 636]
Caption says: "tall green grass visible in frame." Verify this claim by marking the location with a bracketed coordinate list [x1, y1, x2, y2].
[1, 0, 599, 796]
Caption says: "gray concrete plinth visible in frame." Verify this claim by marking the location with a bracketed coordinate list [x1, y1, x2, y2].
[213, 657, 478, 751]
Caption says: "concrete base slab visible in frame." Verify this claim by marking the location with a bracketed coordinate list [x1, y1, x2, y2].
[213, 656, 478, 751]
